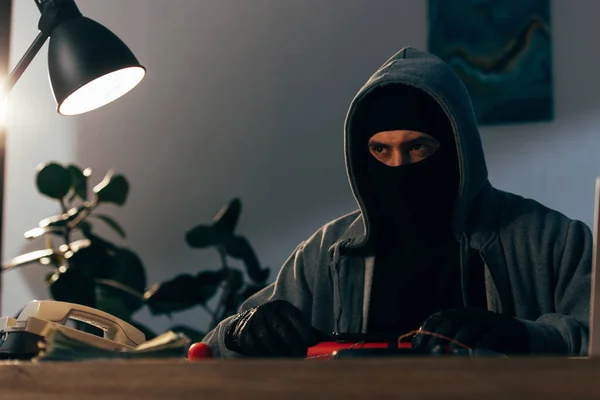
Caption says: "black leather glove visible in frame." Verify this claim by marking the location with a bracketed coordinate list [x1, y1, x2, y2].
[224, 299, 317, 358]
[412, 308, 530, 355]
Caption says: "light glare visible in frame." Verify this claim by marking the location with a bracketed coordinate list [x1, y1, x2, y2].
[0, 76, 7, 126]
[0, 98, 6, 126]
[58, 66, 145, 116]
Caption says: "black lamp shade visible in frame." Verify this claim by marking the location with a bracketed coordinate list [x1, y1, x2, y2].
[48, 16, 146, 115]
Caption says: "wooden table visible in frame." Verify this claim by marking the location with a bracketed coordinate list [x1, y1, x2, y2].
[0, 357, 597, 399]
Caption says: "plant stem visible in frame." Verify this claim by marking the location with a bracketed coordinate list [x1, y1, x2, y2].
[95, 279, 145, 300]
[63, 228, 72, 251]
[59, 198, 72, 250]
[218, 246, 229, 270]
[60, 198, 68, 214]
[211, 281, 231, 329]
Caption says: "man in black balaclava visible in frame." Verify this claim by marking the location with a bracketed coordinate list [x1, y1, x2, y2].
[363, 84, 528, 354]
[218, 84, 528, 357]
[364, 84, 458, 234]
[364, 84, 464, 337]
[203, 47, 591, 358]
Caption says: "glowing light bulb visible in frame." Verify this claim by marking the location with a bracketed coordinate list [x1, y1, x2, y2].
[58, 66, 145, 116]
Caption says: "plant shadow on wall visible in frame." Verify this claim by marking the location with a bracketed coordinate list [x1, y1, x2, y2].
[2, 163, 270, 341]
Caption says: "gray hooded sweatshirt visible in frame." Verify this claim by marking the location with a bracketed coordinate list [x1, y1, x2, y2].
[202, 47, 591, 357]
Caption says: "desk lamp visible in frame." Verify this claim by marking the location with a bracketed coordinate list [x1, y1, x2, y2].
[0, 0, 145, 310]
[2, 0, 146, 114]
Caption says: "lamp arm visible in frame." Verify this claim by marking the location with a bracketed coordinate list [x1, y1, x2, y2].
[1, 31, 49, 101]
[34, 0, 79, 14]
[34, 0, 50, 13]
[1, 0, 82, 101]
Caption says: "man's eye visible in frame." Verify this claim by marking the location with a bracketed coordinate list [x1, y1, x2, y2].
[409, 143, 433, 154]
[407, 142, 439, 163]
[371, 145, 387, 155]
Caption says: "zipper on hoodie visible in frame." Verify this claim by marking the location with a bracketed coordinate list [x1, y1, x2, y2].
[459, 233, 471, 307]
[329, 239, 351, 333]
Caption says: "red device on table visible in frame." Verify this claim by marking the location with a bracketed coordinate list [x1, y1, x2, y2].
[307, 341, 411, 359]
[187, 333, 413, 360]
[306, 333, 413, 359]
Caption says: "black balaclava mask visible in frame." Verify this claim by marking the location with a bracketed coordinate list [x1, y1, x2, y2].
[364, 84, 459, 240]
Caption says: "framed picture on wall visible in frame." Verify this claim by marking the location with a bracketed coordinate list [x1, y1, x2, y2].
[427, 0, 553, 125]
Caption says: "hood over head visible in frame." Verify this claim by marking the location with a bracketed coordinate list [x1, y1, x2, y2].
[343, 47, 488, 249]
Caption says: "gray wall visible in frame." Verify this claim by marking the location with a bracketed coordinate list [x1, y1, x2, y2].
[3, 1, 600, 334]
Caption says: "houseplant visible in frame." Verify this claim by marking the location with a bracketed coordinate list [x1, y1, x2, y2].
[3, 162, 270, 341]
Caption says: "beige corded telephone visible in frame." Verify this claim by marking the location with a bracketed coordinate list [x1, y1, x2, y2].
[0, 300, 146, 359]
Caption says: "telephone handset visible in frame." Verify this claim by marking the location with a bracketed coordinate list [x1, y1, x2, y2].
[0, 300, 146, 359]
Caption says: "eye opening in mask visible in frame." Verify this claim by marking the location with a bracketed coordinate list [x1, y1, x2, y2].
[368, 130, 440, 167]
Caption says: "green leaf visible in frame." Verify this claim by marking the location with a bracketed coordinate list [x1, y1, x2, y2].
[145, 270, 226, 315]
[95, 281, 145, 316]
[3, 249, 56, 272]
[77, 231, 114, 249]
[93, 170, 129, 206]
[78, 220, 93, 235]
[212, 198, 242, 234]
[4, 239, 91, 271]
[49, 268, 96, 308]
[185, 225, 231, 248]
[24, 226, 64, 240]
[196, 270, 227, 301]
[39, 205, 92, 230]
[65, 235, 116, 276]
[95, 285, 132, 322]
[36, 162, 71, 200]
[112, 248, 147, 291]
[144, 275, 195, 315]
[67, 165, 88, 200]
[108, 248, 147, 315]
[225, 268, 244, 293]
[224, 236, 269, 283]
[168, 325, 205, 343]
[66, 241, 115, 279]
[94, 248, 146, 315]
[27, 217, 92, 241]
[90, 214, 126, 238]
[67, 239, 92, 253]
[66, 238, 146, 315]
[59, 236, 147, 316]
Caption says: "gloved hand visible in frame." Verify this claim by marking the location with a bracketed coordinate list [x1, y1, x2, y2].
[412, 308, 530, 355]
[224, 299, 317, 358]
